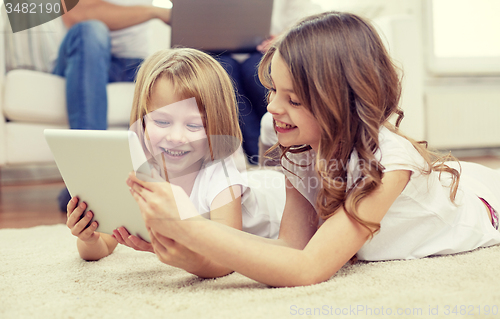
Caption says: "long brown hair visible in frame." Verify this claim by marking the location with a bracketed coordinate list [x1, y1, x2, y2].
[259, 12, 460, 237]
[130, 48, 242, 162]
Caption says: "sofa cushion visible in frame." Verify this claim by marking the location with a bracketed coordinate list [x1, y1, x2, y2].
[5, 122, 65, 164]
[3, 69, 135, 126]
[4, 122, 127, 164]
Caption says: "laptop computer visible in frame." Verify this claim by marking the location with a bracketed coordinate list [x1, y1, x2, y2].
[44, 129, 151, 242]
[170, 0, 274, 53]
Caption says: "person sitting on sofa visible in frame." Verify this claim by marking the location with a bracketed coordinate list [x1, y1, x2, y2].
[55, 0, 171, 212]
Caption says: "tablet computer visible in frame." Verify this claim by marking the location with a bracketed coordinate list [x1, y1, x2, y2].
[44, 129, 151, 242]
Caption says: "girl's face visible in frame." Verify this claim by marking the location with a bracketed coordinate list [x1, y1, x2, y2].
[267, 51, 321, 151]
[144, 77, 209, 175]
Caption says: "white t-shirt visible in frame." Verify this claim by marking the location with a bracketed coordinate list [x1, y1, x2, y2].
[282, 126, 500, 261]
[189, 153, 285, 239]
[103, 0, 152, 59]
[270, 0, 323, 35]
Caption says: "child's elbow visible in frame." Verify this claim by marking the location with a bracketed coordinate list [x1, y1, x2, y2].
[274, 273, 328, 288]
[297, 257, 342, 287]
[298, 272, 331, 287]
[80, 254, 102, 262]
[280, 263, 336, 287]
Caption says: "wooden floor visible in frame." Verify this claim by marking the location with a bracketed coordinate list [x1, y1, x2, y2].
[0, 180, 67, 229]
[2, 155, 500, 229]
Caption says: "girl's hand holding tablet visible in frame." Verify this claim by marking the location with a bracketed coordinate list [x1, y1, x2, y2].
[127, 172, 219, 276]
[126, 171, 196, 238]
[66, 197, 99, 244]
[66, 196, 118, 261]
[149, 231, 210, 276]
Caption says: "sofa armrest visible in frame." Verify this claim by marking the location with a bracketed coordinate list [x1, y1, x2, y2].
[0, 8, 7, 88]
[0, 11, 7, 165]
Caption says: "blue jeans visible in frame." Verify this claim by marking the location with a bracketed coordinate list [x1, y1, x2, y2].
[215, 53, 267, 160]
[52, 20, 143, 130]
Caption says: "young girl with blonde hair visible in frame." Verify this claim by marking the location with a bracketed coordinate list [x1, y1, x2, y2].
[66, 48, 285, 278]
[127, 12, 500, 287]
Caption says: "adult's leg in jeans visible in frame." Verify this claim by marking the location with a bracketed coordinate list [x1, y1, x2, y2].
[108, 56, 143, 84]
[241, 52, 267, 163]
[52, 20, 111, 130]
[215, 54, 262, 160]
[241, 52, 266, 111]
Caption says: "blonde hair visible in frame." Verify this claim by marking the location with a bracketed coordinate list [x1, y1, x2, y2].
[259, 12, 460, 237]
[130, 48, 242, 162]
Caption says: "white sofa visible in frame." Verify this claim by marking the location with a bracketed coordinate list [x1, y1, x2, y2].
[0, 19, 170, 167]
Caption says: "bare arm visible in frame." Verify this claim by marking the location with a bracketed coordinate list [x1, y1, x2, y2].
[77, 233, 118, 261]
[177, 177, 318, 279]
[192, 185, 245, 277]
[131, 170, 411, 287]
[149, 184, 292, 278]
[62, 0, 171, 30]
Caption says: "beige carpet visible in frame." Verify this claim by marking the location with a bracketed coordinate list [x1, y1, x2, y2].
[1, 224, 499, 319]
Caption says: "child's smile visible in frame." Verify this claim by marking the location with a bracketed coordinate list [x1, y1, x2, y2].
[145, 77, 209, 177]
[161, 147, 190, 159]
[274, 119, 297, 133]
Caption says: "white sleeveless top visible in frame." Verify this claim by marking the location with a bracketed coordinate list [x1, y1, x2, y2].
[282, 126, 500, 261]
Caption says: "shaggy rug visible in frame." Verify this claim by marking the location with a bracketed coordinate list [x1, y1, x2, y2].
[1, 224, 499, 319]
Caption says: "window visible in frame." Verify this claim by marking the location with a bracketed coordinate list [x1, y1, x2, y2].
[425, 0, 500, 75]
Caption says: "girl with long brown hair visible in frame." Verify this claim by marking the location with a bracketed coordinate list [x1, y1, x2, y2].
[127, 12, 500, 287]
